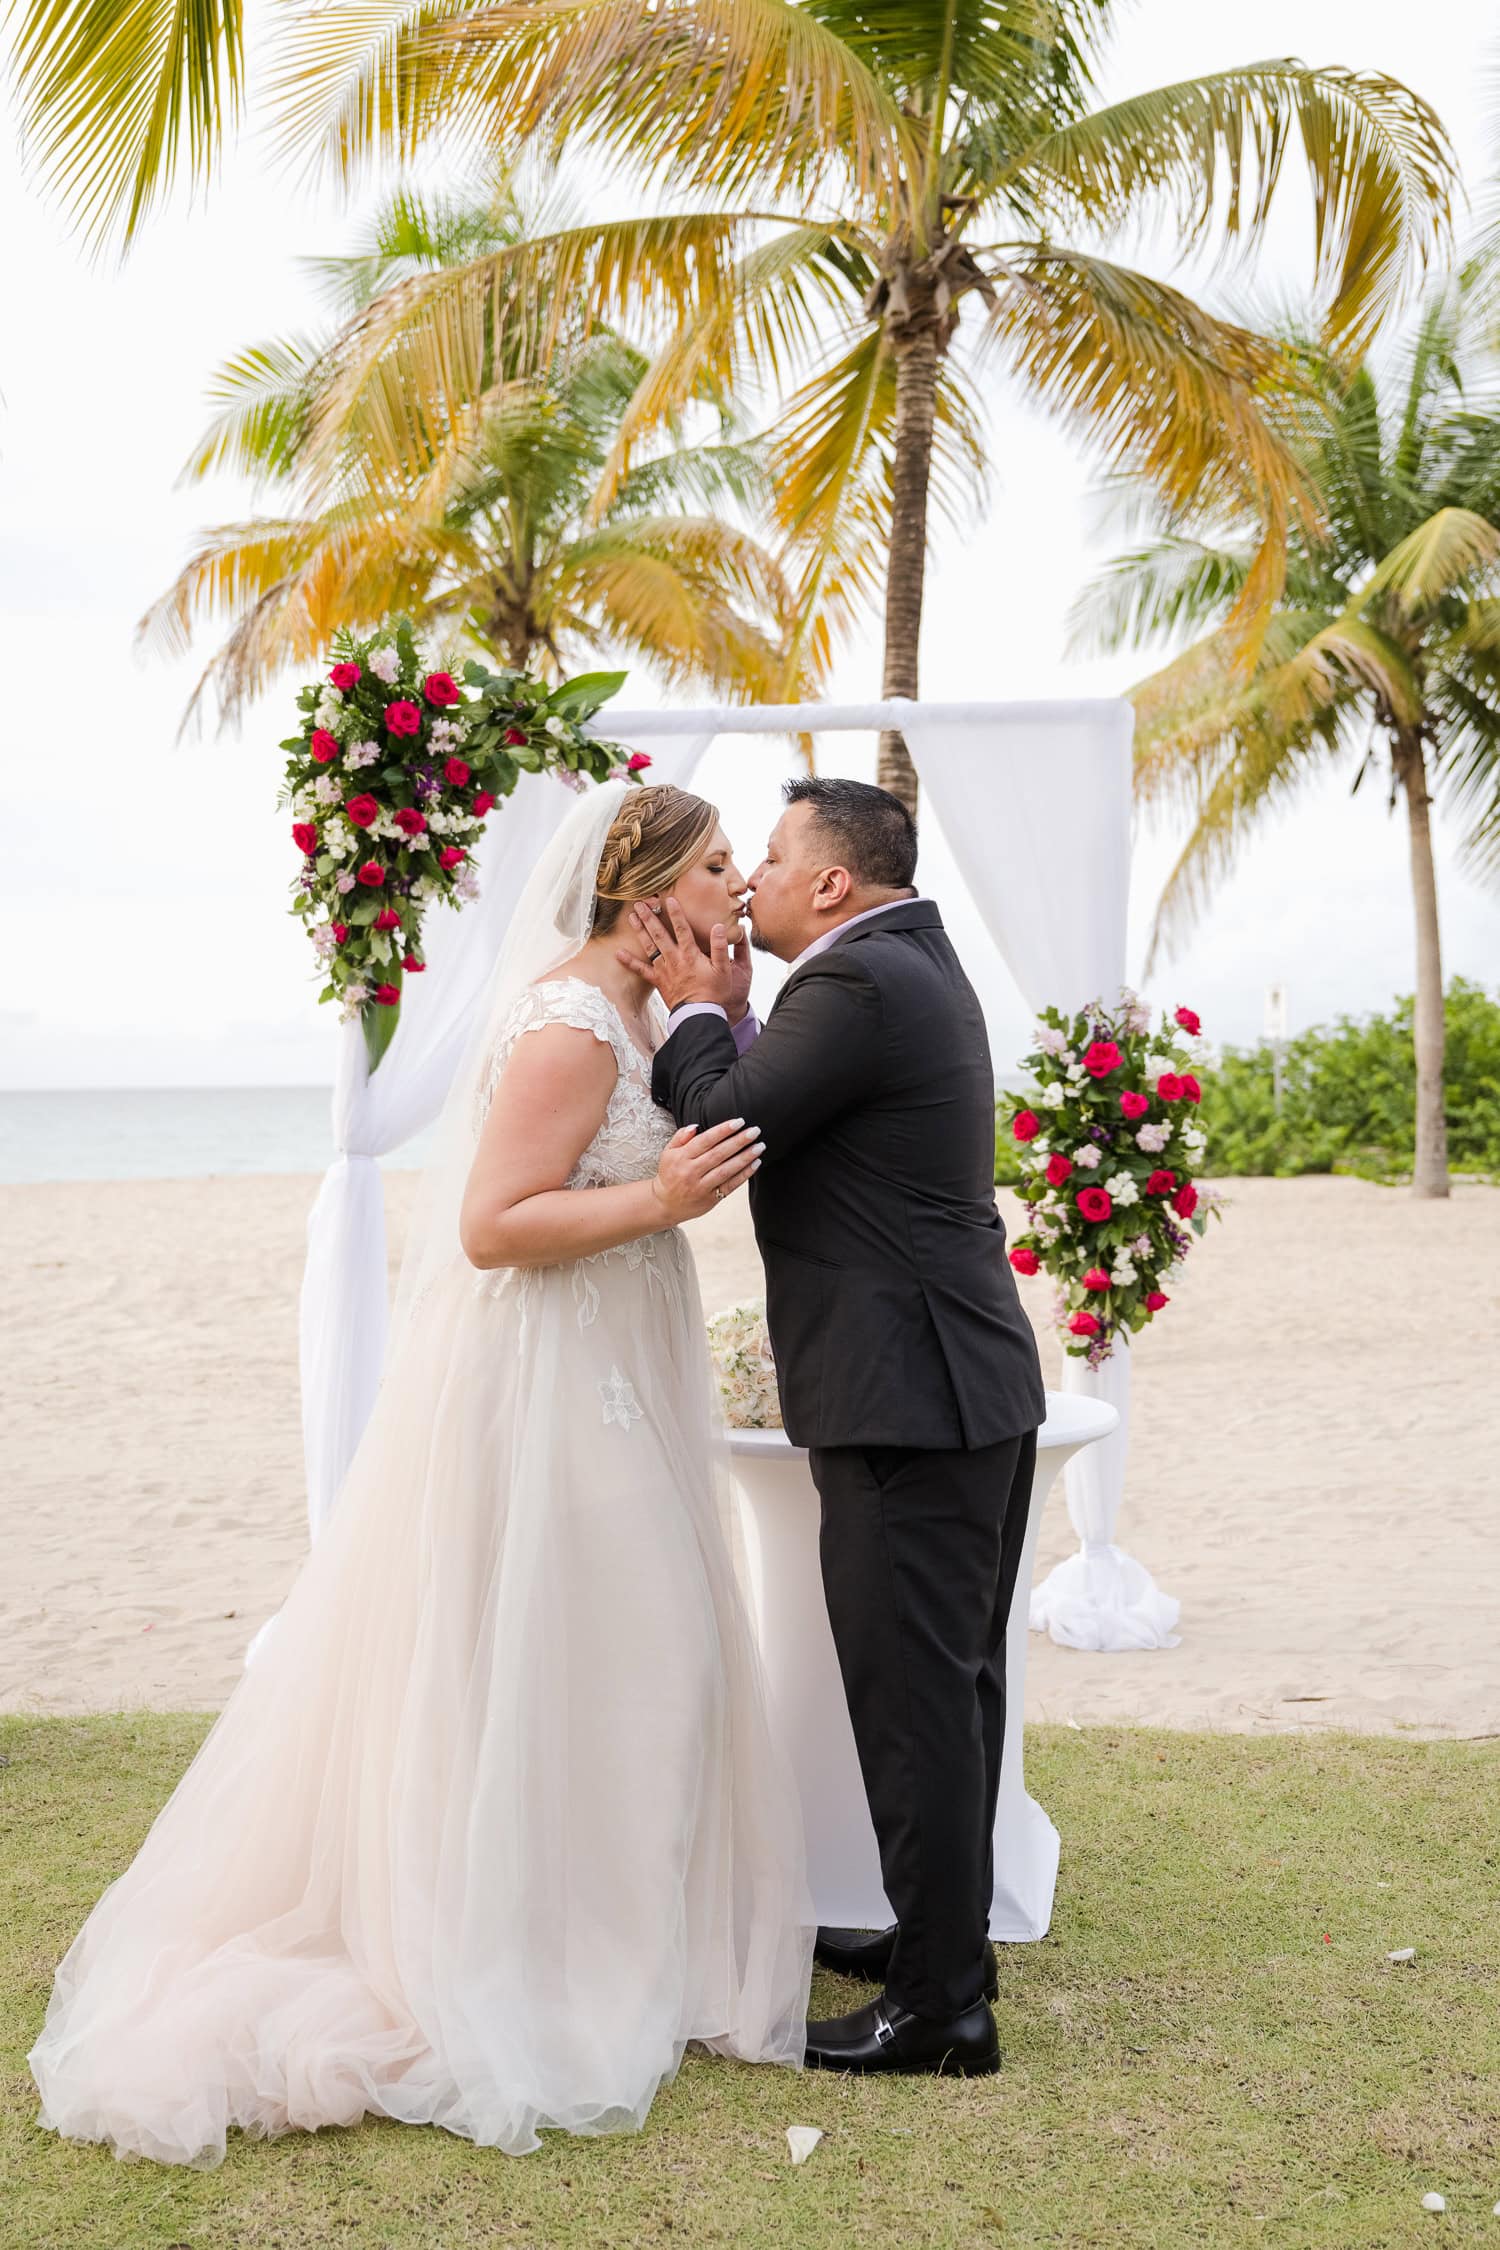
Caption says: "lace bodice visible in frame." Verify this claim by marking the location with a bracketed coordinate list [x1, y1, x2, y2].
[475, 977, 675, 1188]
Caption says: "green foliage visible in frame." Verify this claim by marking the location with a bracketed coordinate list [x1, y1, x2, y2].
[1199, 979, 1500, 1180]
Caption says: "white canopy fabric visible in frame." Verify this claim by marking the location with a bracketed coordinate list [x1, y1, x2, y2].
[296, 696, 1176, 1654]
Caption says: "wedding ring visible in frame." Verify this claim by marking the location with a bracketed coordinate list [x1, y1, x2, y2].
[714, 1186, 724, 1201]
[647, 948, 662, 964]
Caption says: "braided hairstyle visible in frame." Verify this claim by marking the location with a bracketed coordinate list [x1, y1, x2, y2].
[591, 784, 720, 933]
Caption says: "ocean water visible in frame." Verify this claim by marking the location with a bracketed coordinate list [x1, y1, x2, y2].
[0, 1088, 436, 1186]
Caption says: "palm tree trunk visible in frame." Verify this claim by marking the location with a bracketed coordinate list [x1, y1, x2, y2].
[878, 323, 939, 817]
[1394, 730, 1450, 1198]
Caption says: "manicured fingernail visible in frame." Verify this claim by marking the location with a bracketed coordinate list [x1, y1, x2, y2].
[750, 1158, 762, 1172]
[752, 1143, 766, 1157]
[730, 1117, 745, 1128]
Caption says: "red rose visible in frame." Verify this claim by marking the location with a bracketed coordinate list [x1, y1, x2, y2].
[438, 845, 466, 871]
[345, 793, 379, 829]
[291, 821, 318, 855]
[1008, 1245, 1040, 1275]
[403, 953, 425, 973]
[1075, 1186, 1113, 1222]
[373, 907, 402, 932]
[384, 699, 423, 737]
[394, 807, 427, 837]
[1011, 1109, 1041, 1142]
[1180, 1073, 1202, 1104]
[472, 791, 496, 818]
[1083, 1039, 1123, 1077]
[1174, 1006, 1201, 1035]
[1156, 1072, 1185, 1101]
[443, 756, 471, 786]
[309, 728, 339, 764]
[1172, 1181, 1199, 1218]
[1082, 1267, 1112, 1292]
[374, 983, 401, 1006]
[1145, 1169, 1177, 1197]
[329, 662, 362, 692]
[1119, 1089, 1150, 1120]
[423, 672, 460, 708]
[504, 726, 528, 746]
[1068, 1310, 1101, 1337]
[331, 922, 349, 944]
[1045, 1152, 1073, 1186]
[627, 751, 652, 773]
[357, 861, 386, 887]
[1145, 1290, 1170, 1311]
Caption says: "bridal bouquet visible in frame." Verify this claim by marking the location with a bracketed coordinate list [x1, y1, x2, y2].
[1003, 990, 1223, 1366]
[706, 1300, 783, 1429]
[282, 621, 639, 1070]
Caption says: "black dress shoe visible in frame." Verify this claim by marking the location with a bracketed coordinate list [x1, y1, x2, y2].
[814, 1926, 999, 2003]
[804, 1994, 1000, 2077]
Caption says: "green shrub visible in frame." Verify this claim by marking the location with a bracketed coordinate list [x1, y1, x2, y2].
[997, 980, 1500, 1184]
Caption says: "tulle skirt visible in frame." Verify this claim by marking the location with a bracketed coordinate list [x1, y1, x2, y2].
[28, 1228, 812, 2166]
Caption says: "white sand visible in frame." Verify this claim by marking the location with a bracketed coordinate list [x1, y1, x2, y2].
[4, 1172, 1496, 1736]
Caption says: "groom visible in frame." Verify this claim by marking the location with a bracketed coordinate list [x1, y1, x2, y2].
[622, 776, 1046, 2077]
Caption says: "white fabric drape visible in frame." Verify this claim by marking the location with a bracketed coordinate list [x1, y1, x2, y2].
[902, 701, 1179, 1653]
[297, 732, 716, 1542]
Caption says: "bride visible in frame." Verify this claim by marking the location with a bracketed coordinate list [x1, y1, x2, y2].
[29, 778, 813, 2168]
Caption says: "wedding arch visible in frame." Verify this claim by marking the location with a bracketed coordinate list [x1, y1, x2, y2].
[297, 694, 1173, 1655]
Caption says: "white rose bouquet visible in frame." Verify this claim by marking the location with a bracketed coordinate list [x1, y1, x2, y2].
[705, 1300, 783, 1429]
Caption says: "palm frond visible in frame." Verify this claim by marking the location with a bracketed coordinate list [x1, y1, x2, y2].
[1353, 506, 1500, 613]
[1067, 534, 1255, 659]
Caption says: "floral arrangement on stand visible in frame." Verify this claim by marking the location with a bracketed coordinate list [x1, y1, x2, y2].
[282, 621, 646, 1070]
[706, 1300, 783, 1430]
[1004, 990, 1225, 1366]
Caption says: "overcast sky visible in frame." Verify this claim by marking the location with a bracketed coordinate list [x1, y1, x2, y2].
[2, 1, 1497, 1089]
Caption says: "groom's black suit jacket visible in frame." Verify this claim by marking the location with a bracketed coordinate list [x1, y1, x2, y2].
[651, 899, 1046, 1452]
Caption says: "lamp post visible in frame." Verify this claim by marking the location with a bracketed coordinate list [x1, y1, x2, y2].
[1265, 983, 1289, 1112]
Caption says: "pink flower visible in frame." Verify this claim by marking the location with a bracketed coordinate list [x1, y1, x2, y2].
[403, 953, 425, 973]
[331, 922, 349, 944]
[442, 756, 471, 786]
[357, 861, 386, 888]
[1008, 1245, 1040, 1275]
[472, 791, 496, 817]
[384, 699, 423, 738]
[394, 807, 427, 837]
[627, 752, 652, 773]
[309, 728, 339, 764]
[1083, 1040, 1123, 1077]
[345, 793, 379, 829]
[1145, 1169, 1178, 1197]
[1081, 1267, 1111, 1292]
[1156, 1072, 1185, 1102]
[423, 672, 460, 708]
[438, 845, 466, 871]
[1180, 1073, 1202, 1104]
[335, 871, 356, 895]
[1011, 1109, 1041, 1142]
[504, 726, 527, 747]
[1172, 1181, 1199, 1218]
[1119, 1089, 1150, 1120]
[1174, 1006, 1201, 1035]
[1045, 1152, 1073, 1186]
[1075, 1186, 1113, 1223]
[373, 907, 402, 932]
[1069, 1310, 1101, 1338]
[291, 821, 318, 855]
[1145, 1290, 1170, 1312]
[329, 662, 362, 692]
[374, 983, 401, 1006]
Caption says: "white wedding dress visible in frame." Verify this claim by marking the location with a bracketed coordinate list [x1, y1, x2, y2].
[29, 959, 812, 2168]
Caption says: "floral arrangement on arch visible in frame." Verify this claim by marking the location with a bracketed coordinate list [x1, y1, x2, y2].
[1004, 990, 1224, 1365]
[282, 620, 647, 1070]
[706, 1300, 783, 1430]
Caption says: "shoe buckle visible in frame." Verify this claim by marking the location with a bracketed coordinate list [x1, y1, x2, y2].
[873, 2007, 896, 2047]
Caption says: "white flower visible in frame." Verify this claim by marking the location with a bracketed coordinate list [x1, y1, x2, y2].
[1145, 1052, 1174, 1078]
[346, 740, 380, 769]
[1028, 1136, 1050, 1159]
[314, 775, 340, 805]
[1109, 1260, 1138, 1286]
[326, 828, 351, 859]
[554, 767, 586, 793]
[335, 871, 356, 894]
[1041, 1082, 1068, 1109]
[1072, 1143, 1102, 1169]
[369, 646, 400, 684]
[1065, 1063, 1087, 1083]
[545, 715, 567, 739]
[1104, 1173, 1140, 1206]
[315, 692, 343, 729]
[455, 867, 481, 902]
[311, 925, 337, 960]
[1135, 1121, 1171, 1153]
[1035, 1025, 1069, 1056]
[706, 1300, 783, 1429]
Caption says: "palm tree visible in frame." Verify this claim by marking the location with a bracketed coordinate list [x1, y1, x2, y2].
[13, 4, 1459, 812]
[1072, 283, 1500, 1199]
[139, 174, 806, 727]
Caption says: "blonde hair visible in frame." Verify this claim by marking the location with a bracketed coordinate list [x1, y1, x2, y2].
[592, 785, 720, 932]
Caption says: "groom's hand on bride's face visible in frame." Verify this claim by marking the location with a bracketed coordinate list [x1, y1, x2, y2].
[617, 898, 737, 1013]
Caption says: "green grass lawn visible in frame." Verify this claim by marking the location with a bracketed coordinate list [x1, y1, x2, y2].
[3, 1718, 1497, 2249]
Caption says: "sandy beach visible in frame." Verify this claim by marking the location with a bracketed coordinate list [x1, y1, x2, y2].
[4, 1170, 1496, 1736]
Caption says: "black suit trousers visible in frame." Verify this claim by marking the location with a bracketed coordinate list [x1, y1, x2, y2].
[808, 1428, 1039, 2019]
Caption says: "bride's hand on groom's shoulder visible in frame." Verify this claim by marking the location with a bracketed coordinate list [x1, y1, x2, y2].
[652, 1120, 764, 1223]
[618, 898, 740, 1015]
